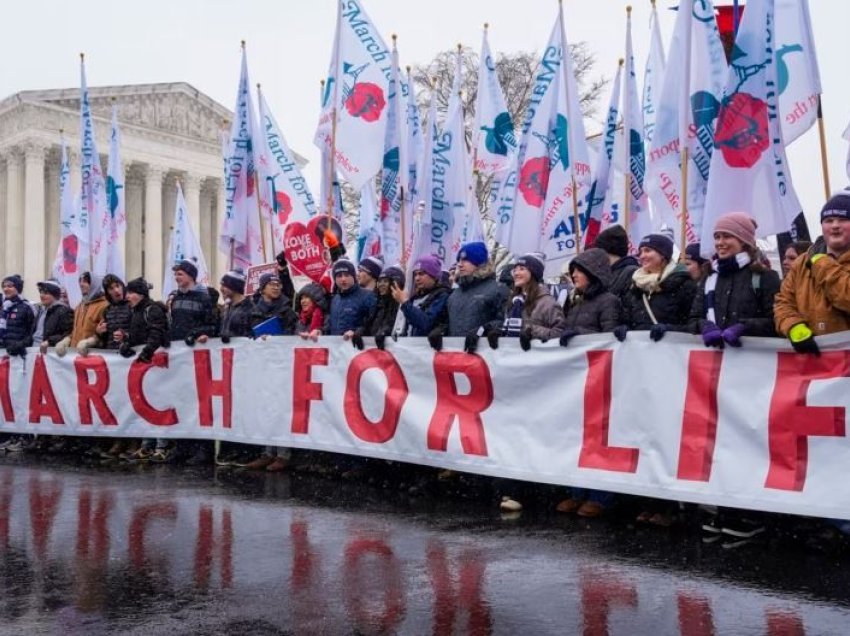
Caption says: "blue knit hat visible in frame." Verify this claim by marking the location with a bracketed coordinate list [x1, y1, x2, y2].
[457, 241, 488, 267]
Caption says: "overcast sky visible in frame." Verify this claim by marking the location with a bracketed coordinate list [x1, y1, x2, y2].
[1, 0, 844, 235]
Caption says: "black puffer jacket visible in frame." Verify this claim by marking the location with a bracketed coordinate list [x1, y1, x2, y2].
[622, 265, 697, 331]
[563, 248, 620, 334]
[34, 303, 74, 346]
[99, 276, 133, 349]
[359, 294, 399, 337]
[446, 267, 509, 337]
[251, 294, 298, 335]
[688, 262, 780, 336]
[169, 288, 216, 341]
[0, 296, 34, 350]
[609, 255, 639, 299]
[220, 297, 255, 339]
[128, 298, 170, 356]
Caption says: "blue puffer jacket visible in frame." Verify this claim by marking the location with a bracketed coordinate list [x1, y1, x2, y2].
[446, 268, 509, 337]
[329, 285, 377, 335]
[0, 296, 35, 350]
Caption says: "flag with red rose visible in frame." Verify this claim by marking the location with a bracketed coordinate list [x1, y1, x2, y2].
[314, 0, 392, 190]
[52, 136, 84, 308]
[701, 0, 802, 255]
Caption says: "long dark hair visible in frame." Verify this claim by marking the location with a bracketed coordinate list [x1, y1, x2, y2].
[509, 278, 545, 314]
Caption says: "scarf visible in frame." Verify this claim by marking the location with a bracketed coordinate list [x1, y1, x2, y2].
[704, 252, 751, 324]
[632, 261, 678, 295]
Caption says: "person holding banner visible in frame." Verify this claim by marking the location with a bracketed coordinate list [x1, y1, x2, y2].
[0, 274, 34, 357]
[329, 260, 376, 338]
[357, 256, 384, 293]
[218, 270, 254, 342]
[168, 260, 217, 347]
[353, 265, 405, 350]
[391, 255, 449, 339]
[32, 279, 73, 354]
[85, 275, 133, 355]
[775, 189, 850, 354]
[56, 272, 107, 357]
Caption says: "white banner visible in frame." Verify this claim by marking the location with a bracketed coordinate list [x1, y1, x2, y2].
[4, 333, 850, 518]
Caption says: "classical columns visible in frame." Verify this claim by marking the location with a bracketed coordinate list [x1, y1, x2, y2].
[144, 165, 165, 295]
[125, 165, 145, 278]
[23, 142, 47, 296]
[45, 151, 61, 275]
[183, 172, 202, 244]
[216, 177, 227, 277]
[4, 147, 23, 277]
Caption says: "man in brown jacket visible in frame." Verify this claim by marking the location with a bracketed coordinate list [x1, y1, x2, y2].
[774, 189, 850, 355]
[55, 272, 108, 356]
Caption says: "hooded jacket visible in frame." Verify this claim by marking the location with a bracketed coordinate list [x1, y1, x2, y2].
[71, 274, 108, 346]
[609, 255, 640, 299]
[32, 302, 74, 346]
[446, 266, 509, 337]
[99, 275, 133, 349]
[295, 283, 329, 334]
[220, 296, 255, 339]
[563, 248, 621, 334]
[621, 263, 697, 332]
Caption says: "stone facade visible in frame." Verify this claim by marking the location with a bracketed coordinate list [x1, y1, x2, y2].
[0, 82, 304, 298]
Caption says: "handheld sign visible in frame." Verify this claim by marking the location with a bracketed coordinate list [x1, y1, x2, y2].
[245, 262, 279, 296]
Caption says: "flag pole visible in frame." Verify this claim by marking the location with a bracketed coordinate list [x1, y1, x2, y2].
[558, 0, 582, 254]
[678, 0, 693, 258]
[816, 95, 831, 200]
[621, 9, 631, 242]
[325, 4, 342, 230]
[255, 82, 273, 261]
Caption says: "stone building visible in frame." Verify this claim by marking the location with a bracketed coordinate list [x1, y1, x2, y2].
[0, 82, 302, 298]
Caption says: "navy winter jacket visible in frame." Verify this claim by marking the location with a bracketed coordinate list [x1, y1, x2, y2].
[0, 296, 34, 350]
[329, 285, 377, 335]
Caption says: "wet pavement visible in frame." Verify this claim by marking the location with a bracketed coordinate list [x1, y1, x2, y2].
[0, 455, 848, 635]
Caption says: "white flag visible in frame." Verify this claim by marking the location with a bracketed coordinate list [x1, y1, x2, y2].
[53, 137, 83, 308]
[646, 0, 727, 248]
[844, 120, 850, 182]
[402, 66, 422, 264]
[106, 106, 126, 279]
[358, 180, 382, 261]
[776, 0, 822, 145]
[219, 45, 264, 269]
[701, 0, 802, 256]
[642, 1, 666, 144]
[164, 183, 210, 297]
[314, 0, 392, 189]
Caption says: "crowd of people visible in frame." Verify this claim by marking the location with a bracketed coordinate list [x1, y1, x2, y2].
[2, 189, 850, 544]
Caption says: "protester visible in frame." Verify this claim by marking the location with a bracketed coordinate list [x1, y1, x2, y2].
[81, 274, 133, 355]
[357, 255, 384, 292]
[354, 265, 405, 349]
[32, 279, 73, 353]
[392, 255, 449, 338]
[218, 269, 253, 341]
[274, 250, 296, 301]
[328, 259, 377, 338]
[781, 240, 813, 278]
[684, 243, 710, 281]
[56, 272, 107, 356]
[0, 274, 34, 357]
[440, 241, 508, 353]
[593, 225, 639, 298]
[296, 283, 327, 341]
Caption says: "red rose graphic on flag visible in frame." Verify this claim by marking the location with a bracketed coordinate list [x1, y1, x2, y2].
[62, 235, 79, 274]
[518, 157, 551, 207]
[344, 82, 386, 123]
[275, 191, 293, 225]
[714, 92, 769, 169]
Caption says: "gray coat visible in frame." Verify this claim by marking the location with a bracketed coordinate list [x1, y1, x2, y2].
[446, 267, 509, 337]
[522, 293, 567, 340]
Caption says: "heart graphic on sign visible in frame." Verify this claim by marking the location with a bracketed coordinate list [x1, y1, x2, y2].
[283, 216, 341, 283]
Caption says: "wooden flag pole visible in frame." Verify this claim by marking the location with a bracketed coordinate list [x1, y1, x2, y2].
[817, 95, 831, 200]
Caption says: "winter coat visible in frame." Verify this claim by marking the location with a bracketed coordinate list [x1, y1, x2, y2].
[562, 247, 621, 334]
[515, 292, 567, 340]
[297, 307, 325, 334]
[220, 297, 255, 339]
[359, 295, 400, 337]
[621, 265, 697, 332]
[33, 303, 74, 346]
[295, 283, 329, 334]
[446, 267, 509, 337]
[774, 244, 850, 337]
[0, 296, 35, 349]
[100, 300, 133, 349]
[128, 298, 170, 354]
[689, 262, 780, 336]
[609, 255, 639, 299]
[251, 294, 298, 335]
[71, 284, 108, 346]
[398, 285, 450, 337]
[329, 285, 377, 335]
[169, 288, 216, 341]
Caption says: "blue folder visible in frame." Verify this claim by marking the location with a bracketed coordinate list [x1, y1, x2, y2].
[251, 316, 284, 338]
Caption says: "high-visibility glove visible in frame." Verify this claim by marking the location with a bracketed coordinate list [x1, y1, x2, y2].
[789, 322, 820, 356]
[559, 329, 579, 347]
[700, 321, 724, 348]
[374, 334, 386, 351]
[351, 333, 365, 351]
[612, 325, 628, 342]
[649, 323, 669, 342]
[721, 323, 747, 348]
[55, 336, 71, 357]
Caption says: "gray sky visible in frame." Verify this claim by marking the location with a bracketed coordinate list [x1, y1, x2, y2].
[1, 0, 844, 236]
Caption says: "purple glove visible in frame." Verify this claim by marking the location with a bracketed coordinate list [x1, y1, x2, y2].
[701, 321, 724, 348]
[721, 323, 746, 348]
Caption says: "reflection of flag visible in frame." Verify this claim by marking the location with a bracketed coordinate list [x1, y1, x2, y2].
[52, 136, 83, 308]
[642, 1, 666, 144]
[164, 184, 210, 297]
[776, 0, 821, 145]
[701, 0, 802, 256]
[106, 106, 126, 278]
[313, 0, 391, 189]
[584, 62, 623, 249]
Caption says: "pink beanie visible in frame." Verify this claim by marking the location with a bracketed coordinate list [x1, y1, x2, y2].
[714, 212, 758, 248]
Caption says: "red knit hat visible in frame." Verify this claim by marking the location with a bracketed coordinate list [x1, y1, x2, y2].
[713, 212, 757, 248]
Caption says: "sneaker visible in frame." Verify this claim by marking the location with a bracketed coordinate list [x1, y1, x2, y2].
[150, 448, 174, 463]
[499, 496, 523, 512]
[5, 439, 24, 453]
[0, 437, 17, 451]
[266, 456, 291, 472]
[577, 501, 605, 518]
[128, 448, 154, 462]
[555, 498, 582, 513]
[720, 519, 765, 539]
[230, 452, 256, 468]
[243, 454, 274, 470]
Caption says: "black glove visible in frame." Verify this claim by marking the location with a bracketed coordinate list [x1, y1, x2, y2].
[519, 331, 532, 351]
[351, 333, 364, 351]
[184, 334, 197, 347]
[649, 323, 669, 342]
[137, 346, 155, 364]
[220, 335, 231, 345]
[329, 243, 346, 262]
[5, 343, 25, 357]
[486, 329, 500, 350]
[374, 334, 386, 351]
[464, 334, 479, 354]
[559, 329, 579, 347]
[613, 325, 628, 342]
[427, 332, 443, 352]
[119, 342, 135, 358]
[789, 323, 820, 356]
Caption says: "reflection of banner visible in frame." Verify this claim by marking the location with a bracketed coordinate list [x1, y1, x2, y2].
[5, 333, 850, 518]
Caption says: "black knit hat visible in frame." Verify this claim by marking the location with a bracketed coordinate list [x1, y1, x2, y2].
[37, 279, 62, 299]
[258, 272, 281, 291]
[172, 259, 199, 281]
[379, 265, 405, 290]
[126, 277, 152, 297]
[593, 225, 629, 258]
[821, 188, 850, 222]
[514, 253, 545, 282]
[358, 255, 384, 280]
[332, 259, 357, 278]
[638, 233, 674, 262]
[2, 274, 23, 294]
[220, 269, 246, 295]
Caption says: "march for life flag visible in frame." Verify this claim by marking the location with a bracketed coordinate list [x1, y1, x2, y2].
[538, 5, 592, 277]
[53, 136, 84, 308]
[701, 0, 802, 256]
[646, 0, 727, 248]
[357, 179, 382, 261]
[106, 106, 126, 279]
[617, 9, 651, 248]
[583, 61, 623, 250]
[79, 57, 111, 278]
[642, 1, 666, 145]
[402, 66, 422, 263]
[163, 183, 210, 298]
[314, 0, 392, 190]
[378, 41, 409, 266]
[220, 45, 264, 270]
[256, 88, 319, 258]
[776, 0, 821, 145]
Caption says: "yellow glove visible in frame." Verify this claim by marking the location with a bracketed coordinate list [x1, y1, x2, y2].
[789, 323, 813, 343]
[809, 253, 827, 267]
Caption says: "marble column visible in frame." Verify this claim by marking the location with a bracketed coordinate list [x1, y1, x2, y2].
[0, 155, 7, 274]
[125, 165, 145, 279]
[45, 151, 61, 275]
[5, 147, 23, 277]
[184, 172, 202, 246]
[215, 176, 227, 278]
[23, 142, 47, 298]
[144, 165, 165, 297]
